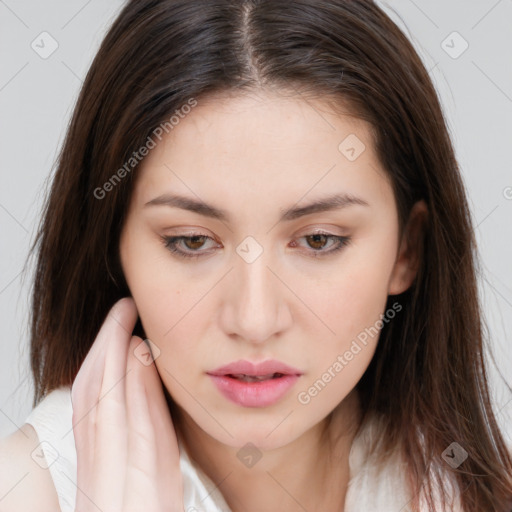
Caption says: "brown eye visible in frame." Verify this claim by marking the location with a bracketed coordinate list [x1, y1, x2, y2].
[183, 235, 208, 250]
[162, 234, 218, 259]
[305, 234, 329, 250]
[292, 233, 352, 258]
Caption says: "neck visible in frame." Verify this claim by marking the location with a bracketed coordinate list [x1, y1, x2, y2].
[173, 389, 362, 512]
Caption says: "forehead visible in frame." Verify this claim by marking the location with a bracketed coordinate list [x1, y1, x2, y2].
[132, 89, 393, 214]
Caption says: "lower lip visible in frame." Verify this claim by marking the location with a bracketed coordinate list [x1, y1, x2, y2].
[208, 374, 300, 408]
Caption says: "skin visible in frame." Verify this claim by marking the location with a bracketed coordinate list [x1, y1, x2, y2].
[71, 298, 184, 512]
[118, 88, 427, 511]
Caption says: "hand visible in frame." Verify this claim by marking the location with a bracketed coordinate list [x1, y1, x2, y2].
[71, 297, 184, 512]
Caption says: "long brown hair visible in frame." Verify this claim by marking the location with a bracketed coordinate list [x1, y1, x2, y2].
[26, 0, 512, 510]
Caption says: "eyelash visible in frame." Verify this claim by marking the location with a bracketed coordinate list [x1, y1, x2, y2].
[160, 232, 351, 260]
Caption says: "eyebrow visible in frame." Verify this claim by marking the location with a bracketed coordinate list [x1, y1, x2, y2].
[144, 192, 369, 222]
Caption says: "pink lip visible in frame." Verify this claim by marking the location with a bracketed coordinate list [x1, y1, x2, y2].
[208, 359, 302, 377]
[207, 359, 302, 408]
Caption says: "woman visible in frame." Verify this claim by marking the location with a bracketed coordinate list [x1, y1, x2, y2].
[1, 0, 511, 511]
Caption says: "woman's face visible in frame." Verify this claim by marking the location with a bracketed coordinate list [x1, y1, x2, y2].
[120, 89, 416, 449]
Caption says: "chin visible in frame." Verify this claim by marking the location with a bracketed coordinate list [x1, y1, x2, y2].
[198, 407, 315, 451]
[166, 386, 326, 450]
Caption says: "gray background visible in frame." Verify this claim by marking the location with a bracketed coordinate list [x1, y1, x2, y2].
[0, 0, 511, 442]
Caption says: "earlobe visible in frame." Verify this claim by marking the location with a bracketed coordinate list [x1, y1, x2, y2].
[388, 200, 428, 296]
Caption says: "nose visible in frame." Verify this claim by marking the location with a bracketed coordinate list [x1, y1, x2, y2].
[219, 248, 293, 345]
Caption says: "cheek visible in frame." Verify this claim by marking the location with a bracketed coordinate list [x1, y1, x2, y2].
[124, 257, 207, 405]
[297, 254, 394, 346]
[121, 240, 219, 391]
[120, 230, 192, 344]
[294, 278, 386, 415]
[293, 242, 396, 399]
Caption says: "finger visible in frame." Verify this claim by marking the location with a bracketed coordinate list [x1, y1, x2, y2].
[124, 336, 160, 510]
[73, 297, 136, 386]
[72, 297, 133, 488]
[72, 297, 136, 420]
[126, 337, 158, 468]
[92, 298, 138, 510]
[98, 297, 138, 401]
[73, 298, 137, 511]
[129, 338, 184, 508]
[143, 347, 184, 506]
[95, 296, 138, 430]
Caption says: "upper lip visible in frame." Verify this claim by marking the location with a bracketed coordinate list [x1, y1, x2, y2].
[207, 359, 302, 377]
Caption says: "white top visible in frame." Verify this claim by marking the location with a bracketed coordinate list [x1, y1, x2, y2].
[25, 385, 461, 512]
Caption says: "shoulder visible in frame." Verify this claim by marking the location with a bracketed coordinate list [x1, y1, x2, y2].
[0, 423, 61, 512]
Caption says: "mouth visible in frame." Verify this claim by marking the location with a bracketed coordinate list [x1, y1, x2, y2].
[207, 360, 302, 407]
[224, 373, 287, 382]
[207, 359, 302, 378]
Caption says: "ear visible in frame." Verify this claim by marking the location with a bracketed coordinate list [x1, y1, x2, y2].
[388, 200, 428, 296]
